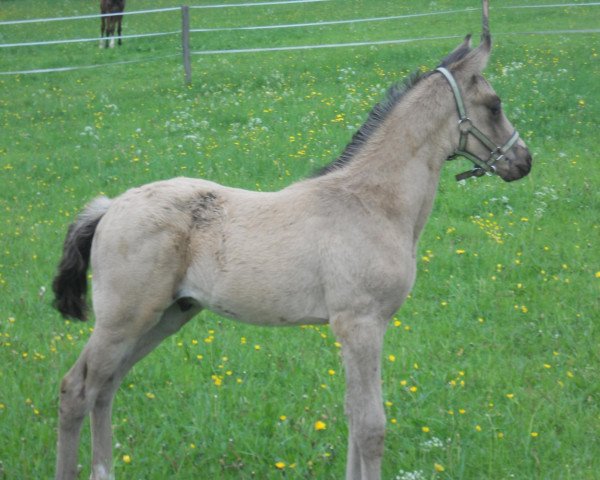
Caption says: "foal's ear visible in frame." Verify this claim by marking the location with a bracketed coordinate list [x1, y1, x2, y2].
[456, 38, 491, 75]
[438, 34, 472, 68]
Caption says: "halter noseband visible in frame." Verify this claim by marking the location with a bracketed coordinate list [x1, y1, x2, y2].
[436, 67, 520, 181]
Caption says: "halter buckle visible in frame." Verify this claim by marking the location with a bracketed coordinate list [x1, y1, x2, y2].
[490, 147, 505, 163]
[458, 117, 472, 133]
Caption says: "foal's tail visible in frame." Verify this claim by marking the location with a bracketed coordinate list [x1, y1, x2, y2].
[52, 196, 112, 321]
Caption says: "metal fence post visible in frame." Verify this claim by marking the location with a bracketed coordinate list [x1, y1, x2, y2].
[181, 5, 192, 85]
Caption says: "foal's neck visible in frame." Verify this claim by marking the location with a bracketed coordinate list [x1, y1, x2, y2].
[334, 76, 454, 244]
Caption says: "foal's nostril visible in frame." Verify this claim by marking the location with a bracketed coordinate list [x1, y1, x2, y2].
[517, 156, 532, 177]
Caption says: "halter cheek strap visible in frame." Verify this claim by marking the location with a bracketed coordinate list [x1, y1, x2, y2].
[435, 67, 520, 181]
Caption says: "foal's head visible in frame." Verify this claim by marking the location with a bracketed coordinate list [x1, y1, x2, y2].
[435, 34, 532, 182]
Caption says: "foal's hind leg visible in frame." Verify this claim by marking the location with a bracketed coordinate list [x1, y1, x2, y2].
[90, 302, 200, 480]
[56, 327, 138, 480]
[331, 313, 387, 480]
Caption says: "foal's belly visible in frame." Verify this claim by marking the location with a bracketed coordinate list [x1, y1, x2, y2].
[200, 292, 330, 327]
[208, 301, 329, 326]
[183, 266, 329, 327]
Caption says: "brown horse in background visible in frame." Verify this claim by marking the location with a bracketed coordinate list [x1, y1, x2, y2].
[100, 0, 125, 49]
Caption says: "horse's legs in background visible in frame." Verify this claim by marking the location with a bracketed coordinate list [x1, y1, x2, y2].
[100, 16, 106, 49]
[107, 18, 116, 48]
[116, 16, 123, 46]
[90, 302, 200, 480]
[331, 313, 387, 480]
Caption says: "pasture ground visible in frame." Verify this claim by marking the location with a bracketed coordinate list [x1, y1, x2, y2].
[1, 0, 599, 478]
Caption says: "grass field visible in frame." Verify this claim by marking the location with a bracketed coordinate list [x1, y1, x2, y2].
[1, 0, 599, 478]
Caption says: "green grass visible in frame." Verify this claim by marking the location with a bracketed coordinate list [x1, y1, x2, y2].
[1, 1, 599, 478]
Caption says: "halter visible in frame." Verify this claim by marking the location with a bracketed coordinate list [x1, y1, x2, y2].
[436, 67, 520, 181]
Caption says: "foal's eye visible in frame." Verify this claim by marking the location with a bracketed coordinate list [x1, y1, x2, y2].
[489, 101, 502, 116]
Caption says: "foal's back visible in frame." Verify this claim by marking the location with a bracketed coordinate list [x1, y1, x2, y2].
[91, 176, 410, 328]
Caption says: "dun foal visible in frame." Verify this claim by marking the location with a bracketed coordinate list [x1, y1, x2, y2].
[53, 10, 532, 480]
[100, 0, 125, 49]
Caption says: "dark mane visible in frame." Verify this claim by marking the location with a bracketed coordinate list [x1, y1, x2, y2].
[312, 70, 430, 177]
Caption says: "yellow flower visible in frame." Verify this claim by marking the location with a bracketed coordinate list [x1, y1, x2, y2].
[122, 454, 131, 464]
[506, 393, 515, 399]
[388, 354, 396, 362]
[595, 271, 600, 278]
[422, 426, 430, 433]
[328, 369, 336, 376]
[475, 425, 482, 432]
[274, 461, 286, 470]
[456, 249, 466, 254]
[314, 420, 327, 431]
[531, 432, 539, 438]
[434, 463, 445, 472]
[279, 415, 287, 421]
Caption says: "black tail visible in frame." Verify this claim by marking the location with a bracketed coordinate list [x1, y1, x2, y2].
[52, 197, 111, 320]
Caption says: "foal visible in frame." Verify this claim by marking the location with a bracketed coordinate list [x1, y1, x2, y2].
[53, 14, 532, 480]
[100, 0, 125, 49]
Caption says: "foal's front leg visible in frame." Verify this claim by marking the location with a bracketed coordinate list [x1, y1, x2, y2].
[331, 313, 387, 480]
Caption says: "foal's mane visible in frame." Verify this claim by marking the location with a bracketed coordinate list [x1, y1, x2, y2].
[313, 70, 429, 177]
[313, 41, 473, 178]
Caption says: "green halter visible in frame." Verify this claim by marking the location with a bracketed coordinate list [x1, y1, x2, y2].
[436, 67, 520, 181]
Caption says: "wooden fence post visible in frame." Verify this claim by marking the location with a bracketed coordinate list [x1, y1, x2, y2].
[181, 5, 192, 85]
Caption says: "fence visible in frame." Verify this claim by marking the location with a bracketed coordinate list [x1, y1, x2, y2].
[1, 1, 599, 80]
